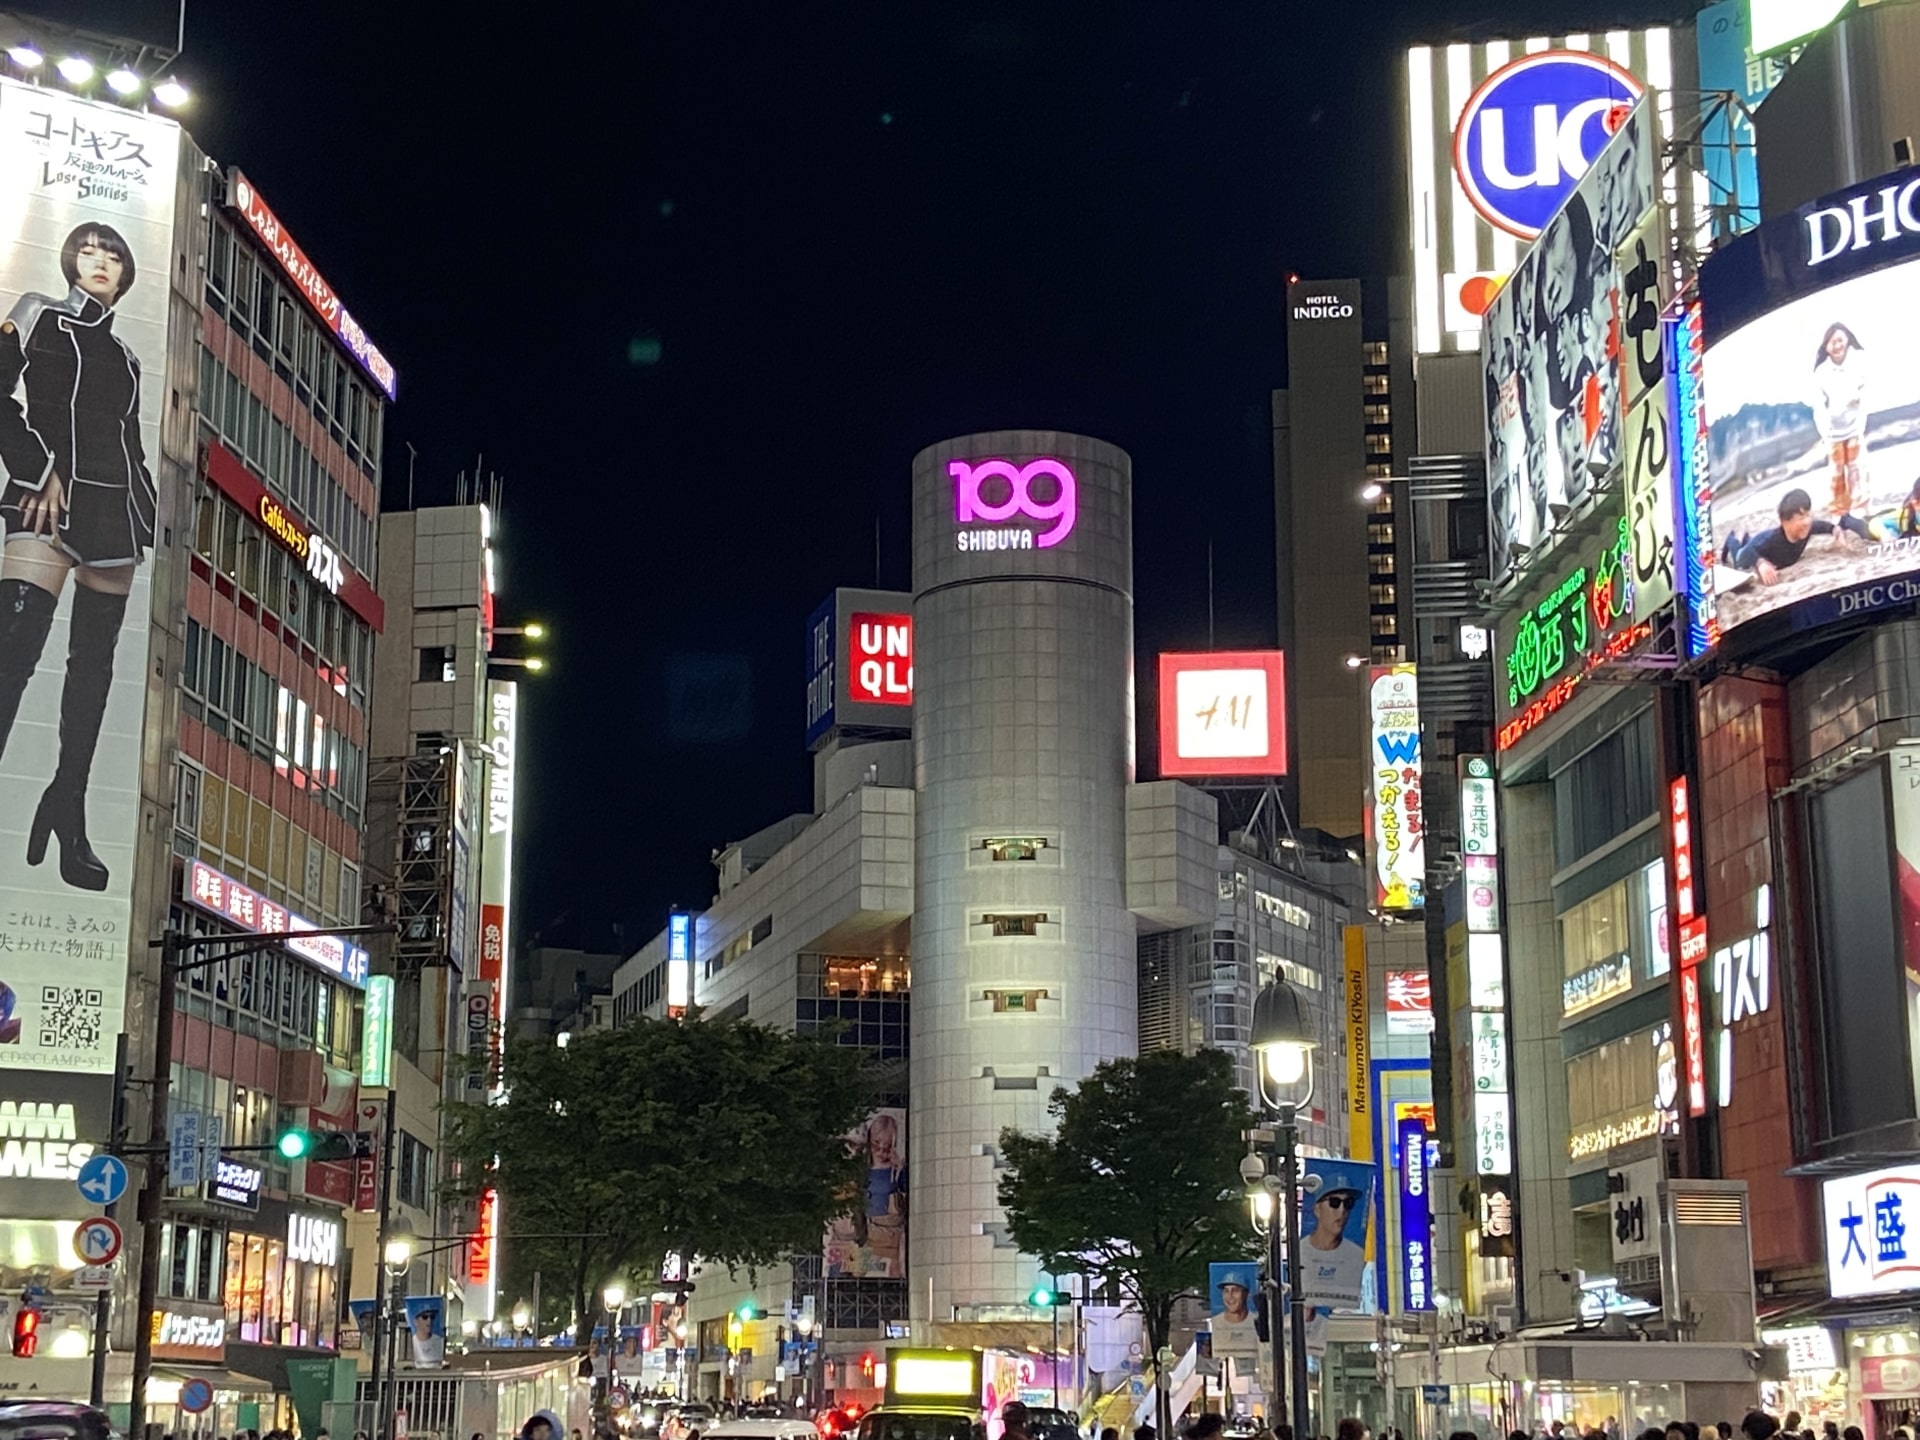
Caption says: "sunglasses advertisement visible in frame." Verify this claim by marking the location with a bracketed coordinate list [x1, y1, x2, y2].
[1298, 1157, 1377, 1309]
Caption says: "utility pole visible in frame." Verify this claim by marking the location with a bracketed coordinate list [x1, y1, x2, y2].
[128, 923, 391, 1440]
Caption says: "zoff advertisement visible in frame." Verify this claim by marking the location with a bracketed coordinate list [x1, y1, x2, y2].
[1482, 99, 1659, 584]
[0, 84, 179, 1073]
[1367, 665, 1423, 912]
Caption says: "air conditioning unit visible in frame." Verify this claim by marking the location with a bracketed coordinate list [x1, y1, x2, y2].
[1660, 1179, 1756, 1342]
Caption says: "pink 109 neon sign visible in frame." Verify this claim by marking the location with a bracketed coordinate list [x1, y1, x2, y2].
[951, 458, 1078, 550]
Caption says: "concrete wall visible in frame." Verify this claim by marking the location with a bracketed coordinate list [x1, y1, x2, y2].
[910, 430, 1138, 1318]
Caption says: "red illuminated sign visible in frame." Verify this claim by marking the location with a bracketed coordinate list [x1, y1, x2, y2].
[1680, 964, 1707, 1116]
[226, 170, 397, 400]
[1669, 777, 1697, 922]
[469, 1187, 497, 1283]
[848, 613, 913, 706]
[1157, 651, 1288, 778]
[201, 441, 385, 631]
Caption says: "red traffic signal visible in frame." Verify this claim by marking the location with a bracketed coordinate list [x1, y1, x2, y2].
[12, 1304, 39, 1358]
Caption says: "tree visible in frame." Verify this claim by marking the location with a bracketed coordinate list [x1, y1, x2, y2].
[444, 1014, 874, 1329]
[998, 1048, 1259, 1358]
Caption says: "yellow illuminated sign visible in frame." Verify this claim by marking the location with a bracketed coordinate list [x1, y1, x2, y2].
[889, 1353, 976, 1398]
[1345, 926, 1371, 1161]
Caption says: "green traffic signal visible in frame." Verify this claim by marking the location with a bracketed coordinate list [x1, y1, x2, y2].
[277, 1129, 312, 1160]
[1028, 1285, 1055, 1307]
[737, 1301, 759, 1321]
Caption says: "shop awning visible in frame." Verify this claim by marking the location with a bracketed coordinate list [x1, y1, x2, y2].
[155, 1367, 277, 1393]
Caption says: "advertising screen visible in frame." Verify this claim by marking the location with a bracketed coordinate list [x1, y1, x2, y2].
[1699, 173, 1920, 641]
[1298, 1157, 1375, 1308]
[1367, 665, 1423, 911]
[824, 1107, 906, 1278]
[0, 83, 179, 1074]
[1405, 29, 1676, 355]
[1483, 99, 1659, 583]
[1157, 650, 1287, 778]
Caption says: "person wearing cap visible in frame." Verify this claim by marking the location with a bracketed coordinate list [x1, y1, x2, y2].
[1299, 1176, 1369, 1306]
[1209, 1266, 1260, 1358]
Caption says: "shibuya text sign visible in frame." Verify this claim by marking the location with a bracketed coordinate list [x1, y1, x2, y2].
[952, 458, 1077, 550]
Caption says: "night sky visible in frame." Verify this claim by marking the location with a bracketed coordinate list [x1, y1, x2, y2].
[81, 0, 1685, 955]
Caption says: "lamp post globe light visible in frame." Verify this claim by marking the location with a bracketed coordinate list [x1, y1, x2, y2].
[378, 1229, 413, 1437]
[1249, 977, 1317, 1440]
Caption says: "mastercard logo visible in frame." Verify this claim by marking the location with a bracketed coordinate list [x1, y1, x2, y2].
[1458, 274, 1506, 316]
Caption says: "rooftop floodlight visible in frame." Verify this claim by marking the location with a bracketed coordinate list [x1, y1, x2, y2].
[152, 78, 190, 107]
[55, 55, 94, 84]
[105, 68, 142, 95]
[7, 46, 43, 69]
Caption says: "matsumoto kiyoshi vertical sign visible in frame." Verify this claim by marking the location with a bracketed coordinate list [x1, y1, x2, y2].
[0, 82, 180, 1074]
[1367, 665, 1424, 912]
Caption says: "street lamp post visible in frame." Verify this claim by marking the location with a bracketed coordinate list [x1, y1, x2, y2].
[604, 1283, 627, 1400]
[1242, 1168, 1285, 1427]
[382, 1228, 415, 1440]
[1250, 979, 1318, 1440]
[127, 922, 390, 1440]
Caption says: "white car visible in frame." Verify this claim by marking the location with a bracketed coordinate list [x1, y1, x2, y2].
[703, 1422, 819, 1440]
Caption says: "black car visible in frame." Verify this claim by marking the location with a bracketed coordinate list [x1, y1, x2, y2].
[0, 1402, 115, 1440]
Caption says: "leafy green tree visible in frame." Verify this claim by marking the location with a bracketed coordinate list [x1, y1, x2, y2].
[445, 1014, 874, 1328]
[998, 1048, 1259, 1356]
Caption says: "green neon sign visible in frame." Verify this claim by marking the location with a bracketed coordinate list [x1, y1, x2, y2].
[361, 974, 395, 1089]
[1500, 519, 1630, 711]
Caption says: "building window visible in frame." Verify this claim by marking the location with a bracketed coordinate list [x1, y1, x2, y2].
[1368, 553, 1395, 576]
[417, 646, 455, 683]
[1363, 374, 1390, 396]
[1364, 403, 1391, 427]
[986, 989, 1049, 1012]
[1369, 583, 1397, 607]
[982, 837, 1049, 861]
[1366, 433, 1393, 456]
[983, 913, 1046, 937]
[1364, 340, 1389, 366]
[160, 1220, 225, 1302]
[224, 1230, 337, 1349]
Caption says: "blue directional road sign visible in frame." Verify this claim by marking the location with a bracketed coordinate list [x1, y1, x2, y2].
[75, 1154, 128, 1207]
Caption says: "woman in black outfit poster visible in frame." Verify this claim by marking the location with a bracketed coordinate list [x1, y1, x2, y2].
[0, 223, 154, 891]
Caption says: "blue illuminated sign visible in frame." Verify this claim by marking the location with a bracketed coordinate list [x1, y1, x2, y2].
[1452, 51, 1645, 240]
[668, 913, 691, 964]
[1667, 304, 1714, 660]
[804, 595, 836, 747]
[1398, 1117, 1433, 1313]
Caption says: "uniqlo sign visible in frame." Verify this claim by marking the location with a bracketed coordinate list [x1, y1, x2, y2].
[848, 614, 913, 705]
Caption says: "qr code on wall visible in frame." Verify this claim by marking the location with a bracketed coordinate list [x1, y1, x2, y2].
[39, 987, 104, 1051]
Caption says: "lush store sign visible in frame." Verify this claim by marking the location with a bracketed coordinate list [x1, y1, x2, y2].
[1496, 515, 1652, 750]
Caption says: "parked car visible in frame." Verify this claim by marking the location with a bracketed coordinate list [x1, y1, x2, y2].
[664, 1404, 718, 1440]
[853, 1407, 986, 1440]
[0, 1403, 114, 1440]
[705, 1421, 820, 1440]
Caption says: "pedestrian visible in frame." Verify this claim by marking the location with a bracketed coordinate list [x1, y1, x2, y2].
[1188, 1419, 1225, 1440]
[1845, 1428, 1864, 1440]
[523, 1412, 565, 1440]
[1336, 1420, 1369, 1440]
[1004, 1404, 1033, 1440]
[1101, 1429, 1119, 1440]
[1738, 1414, 1779, 1440]
[1138, 1427, 1157, 1440]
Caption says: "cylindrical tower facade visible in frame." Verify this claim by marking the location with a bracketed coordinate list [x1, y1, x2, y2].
[910, 430, 1138, 1320]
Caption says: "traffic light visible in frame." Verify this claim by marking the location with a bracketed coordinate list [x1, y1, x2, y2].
[276, 1128, 374, 1161]
[1027, 1284, 1057, 1307]
[11, 1302, 39, 1358]
[736, 1300, 759, 1322]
